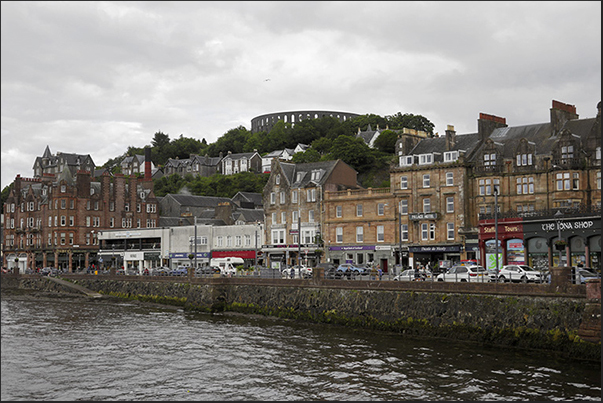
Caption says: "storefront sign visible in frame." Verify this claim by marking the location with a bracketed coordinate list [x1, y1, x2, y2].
[409, 213, 438, 221]
[211, 250, 256, 259]
[540, 220, 595, 232]
[329, 245, 376, 251]
[409, 245, 460, 252]
[170, 252, 210, 259]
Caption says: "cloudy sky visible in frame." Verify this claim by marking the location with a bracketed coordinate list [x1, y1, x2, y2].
[1, 1, 601, 190]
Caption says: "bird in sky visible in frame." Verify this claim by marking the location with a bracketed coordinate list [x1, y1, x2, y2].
[264, 78, 271, 81]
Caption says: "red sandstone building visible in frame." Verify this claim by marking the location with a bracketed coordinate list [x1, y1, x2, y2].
[3, 147, 159, 273]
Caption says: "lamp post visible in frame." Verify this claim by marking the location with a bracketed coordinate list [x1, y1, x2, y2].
[254, 223, 258, 269]
[194, 216, 198, 270]
[398, 201, 403, 275]
[298, 209, 302, 277]
[493, 185, 500, 282]
[554, 210, 563, 266]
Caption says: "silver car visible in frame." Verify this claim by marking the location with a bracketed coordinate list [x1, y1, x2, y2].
[498, 265, 543, 283]
[436, 265, 493, 282]
[393, 268, 433, 281]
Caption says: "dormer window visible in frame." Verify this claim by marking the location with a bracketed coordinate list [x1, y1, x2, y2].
[400, 156, 413, 166]
[61, 185, 66, 193]
[276, 174, 280, 185]
[418, 154, 433, 165]
[484, 153, 496, 166]
[516, 153, 533, 166]
[296, 172, 305, 182]
[311, 170, 321, 181]
[596, 147, 601, 160]
[561, 145, 574, 162]
[443, 151, 458, 162]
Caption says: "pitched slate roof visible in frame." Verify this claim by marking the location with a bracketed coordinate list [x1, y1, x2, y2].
[470, 117, 598, 161]
[223, 152, 258, 160]
[165, 194, 232, 207]
[408, 132, 482, 160]
[279, 160, 341, 188]
[232, 191, 263, 207]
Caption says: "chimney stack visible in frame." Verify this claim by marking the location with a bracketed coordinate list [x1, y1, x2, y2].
[445, 125, 456, 150]
[144, 147, 152, 180]
[550, 100, 579, 134]
[478, 113, 507, 142]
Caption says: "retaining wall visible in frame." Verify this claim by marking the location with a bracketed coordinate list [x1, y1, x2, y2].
[2, 274, 599, 361]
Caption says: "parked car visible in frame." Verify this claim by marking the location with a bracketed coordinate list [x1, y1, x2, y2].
[195, 266, 220, 276]
[336, 263, 364, 278]
[394, 268, 433, 281]
[572, 267, 601, 284]
[316, 262, 343, 279]
[354, 264, 372, 276]
[282, 265, 312, 279]
[497, 265, 544, 283]
[436, 265, 493, 282]
[169, 267, 189, 276]
[150, 267, 170, 276]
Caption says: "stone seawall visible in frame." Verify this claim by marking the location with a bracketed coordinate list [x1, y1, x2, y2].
[1, 275, 600, 361]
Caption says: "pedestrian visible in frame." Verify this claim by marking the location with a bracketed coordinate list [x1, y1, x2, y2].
[290, 267, 295, 279]
[377, 266, 383, 281]
[414, 264, 421, 280]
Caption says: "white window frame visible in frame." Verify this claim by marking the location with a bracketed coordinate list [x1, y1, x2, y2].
[356, 226, 364, 242]
[446, 172, 453, 186]
[446, 197, 454, 213]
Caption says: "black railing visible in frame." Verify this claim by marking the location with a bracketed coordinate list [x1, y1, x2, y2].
[479, 205, 601, 221]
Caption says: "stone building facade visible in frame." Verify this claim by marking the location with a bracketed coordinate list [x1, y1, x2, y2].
[262, 159, 360, 269]
[3, 156, 160, 273]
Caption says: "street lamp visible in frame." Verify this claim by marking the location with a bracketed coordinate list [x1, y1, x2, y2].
[493, 185, 500, 281]
[554, 210, 564, 266]
[398, 200, 403, 275]
[194, 216, 198, 270]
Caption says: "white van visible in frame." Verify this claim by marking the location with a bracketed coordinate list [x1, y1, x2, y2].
[210, 257, 244, 276]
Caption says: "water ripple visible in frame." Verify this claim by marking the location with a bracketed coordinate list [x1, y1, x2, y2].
[2, 295, 601, 401]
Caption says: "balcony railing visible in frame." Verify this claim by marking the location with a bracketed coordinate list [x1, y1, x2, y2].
[324, 187, 391, 199]
[479, 205, 601, 221]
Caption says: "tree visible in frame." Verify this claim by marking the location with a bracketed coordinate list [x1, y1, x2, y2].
[325, 135, 375, 172]
[373, 130, 398, 154]
[151, 131, 170, 148]
[386, 112, 435, 135]
[207, 126, 250, 157]
[291, 148, 321, 163]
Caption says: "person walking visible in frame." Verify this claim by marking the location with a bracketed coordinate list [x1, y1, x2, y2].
[377, 266, 383, 281]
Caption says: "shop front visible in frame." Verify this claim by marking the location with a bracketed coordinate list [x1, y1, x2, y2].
[409, 244, 462, 271]
[212, 250, 258, 267]
[522, 215, 601, 271]
[478, 218, 524, 272]
[264, 244, 321, 269]
[327, 245, 394, 272]
[169, 252, 210, 269]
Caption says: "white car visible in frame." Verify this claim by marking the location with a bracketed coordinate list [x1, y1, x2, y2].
[436, 265, 493, 282]
[393, 268, 432, 281]
[282, 265, 312, 279]
[497, 265, 543, 283]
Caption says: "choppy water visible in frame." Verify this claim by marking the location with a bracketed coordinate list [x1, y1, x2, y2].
[1, 294, 601, 401]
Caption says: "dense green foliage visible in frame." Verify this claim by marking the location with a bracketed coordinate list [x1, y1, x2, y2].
[1, 112, 433, 201]
[153, 171, 270, 198]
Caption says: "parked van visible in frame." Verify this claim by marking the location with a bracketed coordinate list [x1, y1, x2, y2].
[210, 257, 244, 276]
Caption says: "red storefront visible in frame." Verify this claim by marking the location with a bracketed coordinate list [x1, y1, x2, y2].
[478, 217, 525, 271]
[211, 250, 256, 260]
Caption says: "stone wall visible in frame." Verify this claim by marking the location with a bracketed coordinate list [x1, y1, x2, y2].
[2, 275, 599, 361]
